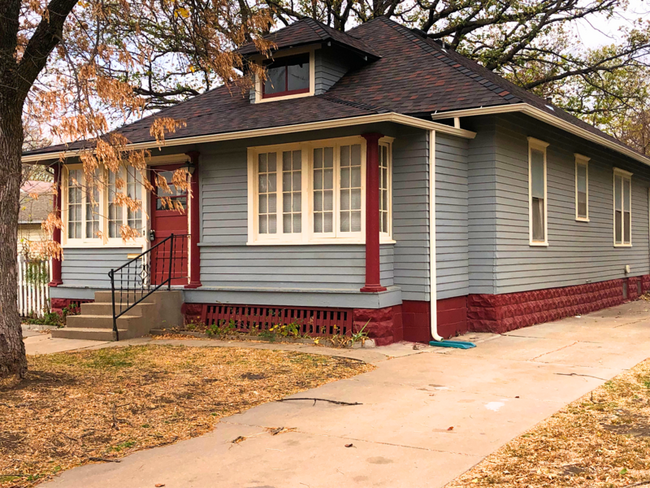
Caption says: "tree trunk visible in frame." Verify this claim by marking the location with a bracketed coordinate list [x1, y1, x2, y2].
[0, 97, 27, 379]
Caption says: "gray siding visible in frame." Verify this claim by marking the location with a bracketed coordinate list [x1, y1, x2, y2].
[392, 129, 430, 301]
[466, 117, 498, 294]
[61, 247, 142, 288]
[314, 48, 350, 95]
[491, 113, 650, 294]
[436, 133, 469, 299]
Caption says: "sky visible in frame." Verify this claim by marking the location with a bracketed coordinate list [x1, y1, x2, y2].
[575, 0, 649, 48]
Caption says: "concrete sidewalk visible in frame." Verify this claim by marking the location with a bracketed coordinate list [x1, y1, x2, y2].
[42, 300, 650, 488]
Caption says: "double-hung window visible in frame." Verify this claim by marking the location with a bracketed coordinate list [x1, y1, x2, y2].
[64, 165, 145, 246]
[65, 167, 101, 241]
[575, 155, 589, 221]
[248, 136, 392, 244]
[528, 138, 549, 246]
[614, 168, 632, 246]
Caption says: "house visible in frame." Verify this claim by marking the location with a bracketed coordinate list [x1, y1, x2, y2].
[22, 17, 650, 345]
[19, 181, 53, 252]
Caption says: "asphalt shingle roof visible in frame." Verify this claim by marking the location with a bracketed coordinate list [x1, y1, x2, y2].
[25, 16, 643, 160]
[238, 18, 380, 59]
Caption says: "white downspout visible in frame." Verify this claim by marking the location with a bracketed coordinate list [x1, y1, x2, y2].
[429, 130, 443, 342]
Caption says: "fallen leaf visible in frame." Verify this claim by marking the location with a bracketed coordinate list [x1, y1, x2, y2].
[345, 443, 354, 448]
[447, 426, 454, 431]
[155, 484, 165, 487]
[231, 436, 246, 444]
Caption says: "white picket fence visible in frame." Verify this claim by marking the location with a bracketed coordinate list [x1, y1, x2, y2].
[17, 256, 51, 318]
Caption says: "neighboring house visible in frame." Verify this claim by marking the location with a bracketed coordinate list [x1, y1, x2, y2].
[18, 181, 53, 251]
[22, 17, 650, 345]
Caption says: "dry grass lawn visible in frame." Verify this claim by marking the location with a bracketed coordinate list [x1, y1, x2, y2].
[0, 344, 372, 488]
[448, 359, 650, 488]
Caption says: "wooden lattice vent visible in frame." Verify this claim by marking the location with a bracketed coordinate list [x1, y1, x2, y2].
[200, 304, 353, 336]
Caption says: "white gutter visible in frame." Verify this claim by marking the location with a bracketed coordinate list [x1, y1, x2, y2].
[22, 112, 476, 163]
[430, 104, 650, 167]
[428, 129, 442, 342]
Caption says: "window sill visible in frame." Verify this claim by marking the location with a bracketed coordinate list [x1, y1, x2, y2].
[246, 238, 397, 246]
[529, 241, 549, 247]
[575, 218, 590, 222]
[63, 240, 146, 249]
[614, 244, 633, 248]
[255, 90, 314, 104]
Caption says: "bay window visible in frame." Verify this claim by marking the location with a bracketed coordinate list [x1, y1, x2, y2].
[248, 136, 392, 244]
[614, 168, 632, 246]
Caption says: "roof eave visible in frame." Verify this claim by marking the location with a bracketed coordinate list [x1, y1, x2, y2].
[21, 113, 476, 163]
[430, 104, 650, 167]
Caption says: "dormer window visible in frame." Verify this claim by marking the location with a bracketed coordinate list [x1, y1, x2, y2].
[264, 54, 310, 99]
[253, 49, 315, 103]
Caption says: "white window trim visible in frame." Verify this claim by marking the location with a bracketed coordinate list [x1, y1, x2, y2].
[613, 167, 633, 248]
[246, 135, 394, 245]
[574, 153, 590, 222]
[62, 164, 148, 249]
[254, 47, 316, 104]
[528, 137, 549, 247]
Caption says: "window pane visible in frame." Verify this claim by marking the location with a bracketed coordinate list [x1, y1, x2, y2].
[624, 211, 631, 243]
[530, 150, 545, 198]
[577, 164, 587, 193]
[380, 144, 390, 234]
[340, 145, 362, 234]
[287, 61, 309, 91]
[108, 171, 123, 238]
[615, 211, 622, 243]
[85, 169, 100, 239]
[282, 150, 301, 233]
[576, 162, 587, 219]
[313, 147, 334, 234]
[258, 152, 277, 234]
[623, 179, 631, 211]
[532, 197, 545, 242]
[264, 65, 286, 95]
[126, 168, 142, 233]
[68, 169, 82, 239]
[615, 175, 622, 210]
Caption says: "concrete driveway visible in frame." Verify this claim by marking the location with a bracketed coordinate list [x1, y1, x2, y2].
[41, 300, 650, 488]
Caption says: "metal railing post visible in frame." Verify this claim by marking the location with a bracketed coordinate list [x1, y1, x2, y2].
[168, 233, 174, 291]
[109, 269, 120, 341]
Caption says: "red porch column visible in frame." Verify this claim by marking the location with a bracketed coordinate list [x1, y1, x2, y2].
[361, 133, 386, 293]
[185, 151, 202, 289]
[49, 162, 63, 287]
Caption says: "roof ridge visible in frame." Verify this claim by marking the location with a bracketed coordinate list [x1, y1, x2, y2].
[303, 17, 331, 41]
[379, 17, 521, 105]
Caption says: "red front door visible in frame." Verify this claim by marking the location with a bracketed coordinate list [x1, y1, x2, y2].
[150, 165, 189, 285]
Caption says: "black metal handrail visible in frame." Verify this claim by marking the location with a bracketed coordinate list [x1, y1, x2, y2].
[108, 233, 188, 340]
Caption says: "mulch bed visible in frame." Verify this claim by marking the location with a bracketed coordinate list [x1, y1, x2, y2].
[0, 345, 372, 487]
[447, 359, 650, 487]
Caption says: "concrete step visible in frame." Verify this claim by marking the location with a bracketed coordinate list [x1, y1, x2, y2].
[66, 314, 142, 330]
[80, 301, 155, 316]
[94, 290, 158, 304]
[51, 327, 131, 341]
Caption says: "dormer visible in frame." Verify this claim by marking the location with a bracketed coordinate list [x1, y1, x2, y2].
[238, 19, 380, 104]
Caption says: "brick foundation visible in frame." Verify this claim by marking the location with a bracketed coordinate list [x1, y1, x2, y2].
[353, 306, 403, 346]
[181, 275, 649, 345]
[51, 298, 93, 315]
[468, 275, 650, 334]
[182, 303, 203, 325]
[401, 297, 469, 343]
